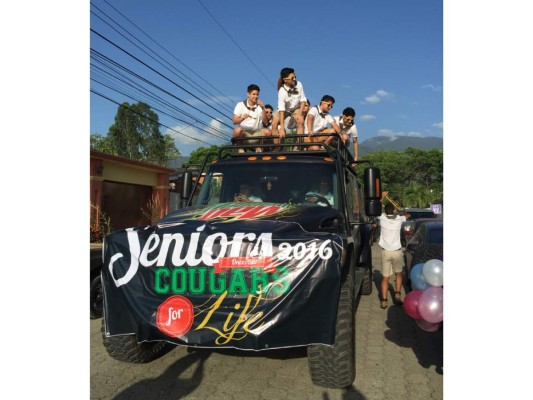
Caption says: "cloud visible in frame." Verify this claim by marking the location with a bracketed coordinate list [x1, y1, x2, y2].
[359, 114, 376, 122]
[377, 129, 422, 138]
[365, 95, 381, 104]
[163, 119, 229, 147]
[422, 84, 442, 92]
[362, 89, 393, 104]
[433, 121, 443, 129]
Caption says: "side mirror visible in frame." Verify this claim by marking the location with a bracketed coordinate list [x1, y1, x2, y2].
[363, 167, 382, 217]
[181, 171, 193, 207]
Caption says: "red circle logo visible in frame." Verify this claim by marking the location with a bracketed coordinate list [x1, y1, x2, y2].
[156, 295, 194, 338]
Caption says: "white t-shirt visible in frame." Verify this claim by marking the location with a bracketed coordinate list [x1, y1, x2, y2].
[305, 190, 334, 207]
[333, 116, 358, 141]
[305, 106, 334, 134]
[248, 195, 263, 202]
[378, 213, 407, 250]
[234, 101, 264, 131]
[277, 81, 307, 113]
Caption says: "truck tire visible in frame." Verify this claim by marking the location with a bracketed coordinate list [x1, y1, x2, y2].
[90, 274, 103, 319]
[361, 266, 373, 295]
[101, 320, 168, 363]
[307, 256, 355, 388]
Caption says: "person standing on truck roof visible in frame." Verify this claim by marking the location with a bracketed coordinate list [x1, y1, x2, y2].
[271, 67, 308, 144]
[233, 84, 271, 153]
[375, 199, 410, 309]
[333, 107, 359, 160]
[305, 95, 342, 151]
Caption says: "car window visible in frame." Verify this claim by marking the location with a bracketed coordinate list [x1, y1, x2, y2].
[428, 227, 443, 244]
[407, 211, 436, 220]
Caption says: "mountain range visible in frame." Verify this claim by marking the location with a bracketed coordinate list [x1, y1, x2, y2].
[359, 135, 443, 156]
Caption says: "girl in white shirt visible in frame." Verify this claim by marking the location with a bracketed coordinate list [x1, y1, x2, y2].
[271, 67, 308, 144]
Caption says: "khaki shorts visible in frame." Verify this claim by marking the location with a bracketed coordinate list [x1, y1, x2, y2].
[380, 248, 405, 277]
[242, 129, 266, 144]
[274, 108, 300, 123]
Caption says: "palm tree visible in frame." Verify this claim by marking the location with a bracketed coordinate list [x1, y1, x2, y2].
[403, 183, 434, 208]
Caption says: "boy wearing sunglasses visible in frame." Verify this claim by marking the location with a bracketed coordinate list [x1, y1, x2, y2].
[304, 95, 342, 150]
[333, 107, 359, 160]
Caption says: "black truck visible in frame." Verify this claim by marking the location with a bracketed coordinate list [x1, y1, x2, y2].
[99, 135, 382, 388]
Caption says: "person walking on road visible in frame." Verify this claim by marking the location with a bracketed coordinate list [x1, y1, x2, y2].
[376, 201, 409, 309]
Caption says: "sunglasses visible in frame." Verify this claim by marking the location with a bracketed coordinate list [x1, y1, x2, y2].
[322, 101, 333, 109]
[283, 75, 297, 81]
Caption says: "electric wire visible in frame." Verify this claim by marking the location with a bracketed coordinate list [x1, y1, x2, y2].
[89, 42, 234, 131]
[90, 55, 232, 140]
[91, 89, 216, 146]
[100, 0, 236, 110]
[90, 3, 235, 114]
[196, 0, 276, 90]
[91, 71, 231, 142]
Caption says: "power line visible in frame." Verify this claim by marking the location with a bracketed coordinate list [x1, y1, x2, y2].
[91, 29, 232, 124]
[89, 40, 234, 130]
[91, 3, 235, 114]
[90, 55, 231, 140]
[196, 0, 276, 90]
[101, 0, 236, 109]
[90, 73, 230, 142]
[90, 54, 232, 141]
[91, 89, 216, 146]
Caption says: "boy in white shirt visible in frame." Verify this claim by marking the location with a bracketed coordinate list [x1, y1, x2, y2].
[333, 107, 359, 160]
[305, 95, 342, 151]
[232, 84, 271, 152]
[376, 201, 411, 309]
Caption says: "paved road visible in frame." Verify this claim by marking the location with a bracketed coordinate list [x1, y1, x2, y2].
[90, 244, 443, 399]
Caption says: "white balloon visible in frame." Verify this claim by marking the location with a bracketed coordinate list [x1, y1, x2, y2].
[422, 259, 443, 287]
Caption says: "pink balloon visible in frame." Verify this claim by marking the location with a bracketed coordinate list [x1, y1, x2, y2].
[417, 286, 443, 323]
[403, 290, 423, 319]
[415, 318, 440, 332]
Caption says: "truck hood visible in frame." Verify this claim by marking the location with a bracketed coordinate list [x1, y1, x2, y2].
[159, 202, 343, 233]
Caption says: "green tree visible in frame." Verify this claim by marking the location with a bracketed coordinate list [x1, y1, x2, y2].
[357, 147, 443, 207]
[96, 102, 180, 166]
[402, 183, 434, 208]
[186, 145, 223, 167]
[90, 134, 116, 155]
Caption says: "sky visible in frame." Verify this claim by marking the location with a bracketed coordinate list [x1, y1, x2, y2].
[90, 0, 443, 155]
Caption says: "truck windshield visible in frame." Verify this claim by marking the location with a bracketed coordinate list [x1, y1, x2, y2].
[196, 161, 338, 208]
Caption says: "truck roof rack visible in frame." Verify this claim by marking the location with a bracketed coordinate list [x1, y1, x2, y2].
[225, 134, 357, 165]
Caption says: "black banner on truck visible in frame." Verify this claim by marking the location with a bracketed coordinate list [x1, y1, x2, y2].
[102, 205, 343, 350]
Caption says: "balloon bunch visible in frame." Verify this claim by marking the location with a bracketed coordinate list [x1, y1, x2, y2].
[403, 259, 443, 332]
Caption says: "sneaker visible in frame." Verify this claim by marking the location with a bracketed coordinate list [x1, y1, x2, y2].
[394, 291, 403, 306]
[380, 299, 388, 309]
